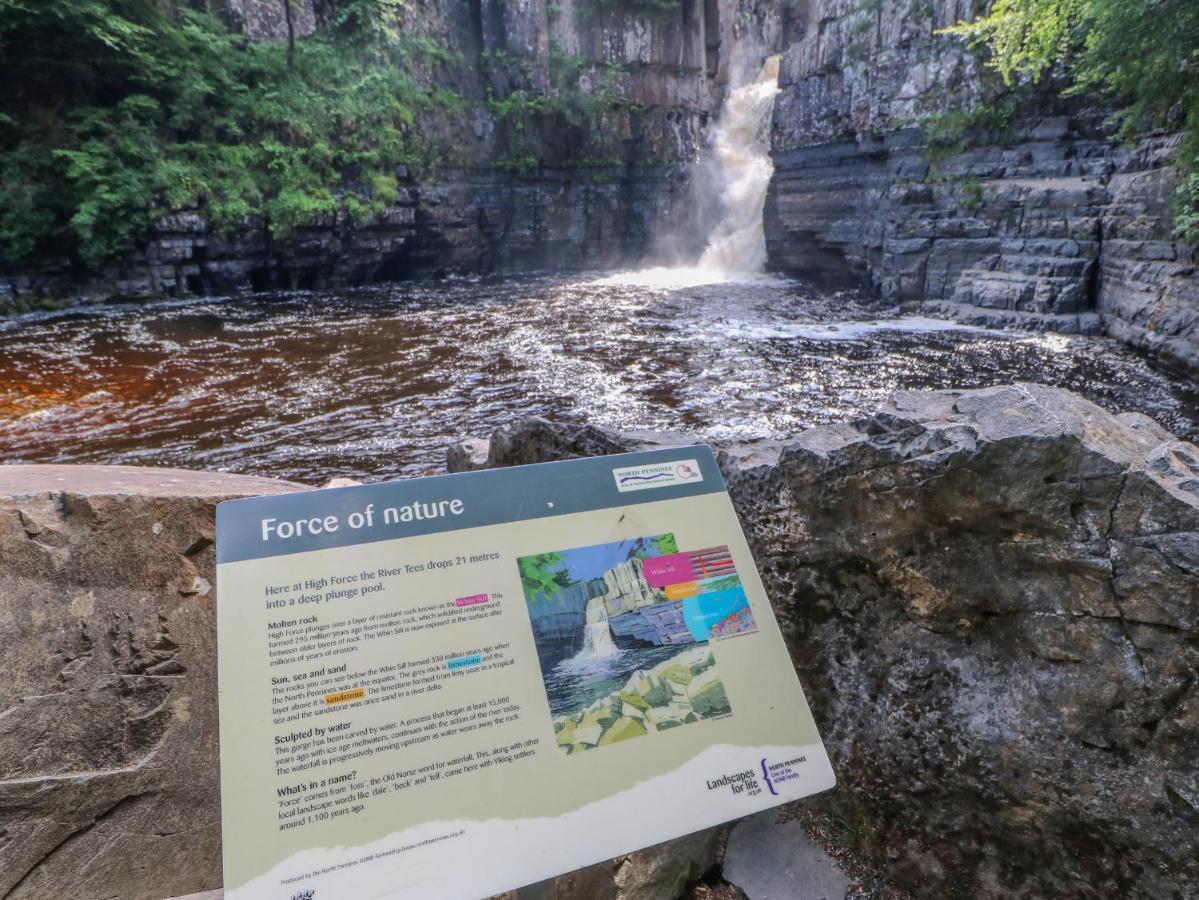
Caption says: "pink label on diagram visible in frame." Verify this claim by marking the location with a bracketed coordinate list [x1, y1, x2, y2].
[455, 593, 490, 607]
[641, 553, 698, 588]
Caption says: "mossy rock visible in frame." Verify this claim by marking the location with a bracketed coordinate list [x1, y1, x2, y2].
[579, 706, 619, 734]
[575, 719, 605, 746]
[597, 716, 649, 746]
[658, 662, 694, 685]
[555, 719, 576, 745]
[646, 700, 695, 729]
[619, 690, 650, 711]
[687, 669, 731, 717]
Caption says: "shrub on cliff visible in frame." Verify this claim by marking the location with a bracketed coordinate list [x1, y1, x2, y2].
[947, 0, 1199, 244]
[0, 0, 459, 269]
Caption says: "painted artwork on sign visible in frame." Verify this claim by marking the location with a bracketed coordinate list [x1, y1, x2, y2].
[520, 535, 759, 754]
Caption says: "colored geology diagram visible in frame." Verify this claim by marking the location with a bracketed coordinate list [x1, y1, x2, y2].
[518, 533, 758, 754]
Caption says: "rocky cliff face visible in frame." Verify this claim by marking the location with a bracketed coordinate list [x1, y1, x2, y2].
[764, 0, 1199, 370]
[528, 579, 595, 660]
[461, 385, 1199, 899]
[0, 0, 790, 311]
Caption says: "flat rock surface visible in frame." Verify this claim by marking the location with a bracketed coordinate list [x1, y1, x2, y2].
[724, 810, 849, 900]
[0, 463, 306, 496]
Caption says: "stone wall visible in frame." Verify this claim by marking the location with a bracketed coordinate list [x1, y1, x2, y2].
[764, 0, 1199, 368]
[1, 167, 690, 308]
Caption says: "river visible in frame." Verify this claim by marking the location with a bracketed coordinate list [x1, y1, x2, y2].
[3, 52, 1197, 482]
[2, 273, 1197, 483]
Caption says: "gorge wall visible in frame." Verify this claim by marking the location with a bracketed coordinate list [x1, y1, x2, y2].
[764, 0, 1199, 371]
[5, 0, 1196, 378]
[0, 0, 792, 312]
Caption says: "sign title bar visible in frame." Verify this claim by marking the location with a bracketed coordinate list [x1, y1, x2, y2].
[217, 446, 724, 564]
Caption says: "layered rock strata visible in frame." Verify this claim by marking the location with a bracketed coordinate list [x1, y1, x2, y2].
[764, 0, 1199, 369]
[0, 0, 791, 312]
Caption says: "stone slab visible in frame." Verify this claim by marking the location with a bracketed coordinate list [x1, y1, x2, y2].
[724, 810, 849, 900]
[0, 463, 306, 498]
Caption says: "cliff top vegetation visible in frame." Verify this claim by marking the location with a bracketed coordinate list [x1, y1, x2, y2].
[0, 0, 465, 269]
[947, 0, 1199, 242]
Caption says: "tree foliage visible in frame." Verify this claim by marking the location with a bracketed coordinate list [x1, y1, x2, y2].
[520, 553, 574, 601]
[0, 0, 456, 268]
[945, 0, 1199, 243]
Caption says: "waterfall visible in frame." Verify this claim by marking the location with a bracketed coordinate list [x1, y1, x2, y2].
[596, 53, 782, 287]
[694, 54, 781, 275]
[572, 596, 619, 662]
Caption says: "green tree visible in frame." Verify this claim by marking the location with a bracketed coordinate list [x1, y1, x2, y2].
[0, 0, 453, 268]
[520, 553, 574, 601]
[945, 0, 1199, 242]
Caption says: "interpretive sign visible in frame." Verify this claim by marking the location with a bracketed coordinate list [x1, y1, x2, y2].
[215, 447, 834, 900]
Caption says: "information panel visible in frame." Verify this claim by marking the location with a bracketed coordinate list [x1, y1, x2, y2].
[216, 447, 834, 899]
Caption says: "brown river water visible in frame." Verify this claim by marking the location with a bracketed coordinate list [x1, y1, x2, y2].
[2, 272, 1197, 484]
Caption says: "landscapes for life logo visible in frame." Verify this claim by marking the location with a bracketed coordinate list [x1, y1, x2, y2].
[704, 753, 809, 798]
[612, 459, 703, 493]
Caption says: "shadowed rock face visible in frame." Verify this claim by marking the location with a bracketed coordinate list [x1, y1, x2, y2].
[0, 466, 304, 900]
[455, 384, 1199, 899]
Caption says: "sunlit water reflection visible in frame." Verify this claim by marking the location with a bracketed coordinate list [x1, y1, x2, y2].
[2, 273, 1196, 483]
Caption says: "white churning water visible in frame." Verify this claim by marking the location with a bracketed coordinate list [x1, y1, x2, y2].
[596, 54, 782, 288]
[696, 54, 782, 275]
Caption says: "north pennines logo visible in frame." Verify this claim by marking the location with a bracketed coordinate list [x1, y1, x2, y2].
[612, 459, 703, 493]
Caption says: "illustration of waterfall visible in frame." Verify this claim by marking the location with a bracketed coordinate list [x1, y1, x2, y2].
[571, 596, 620, 663]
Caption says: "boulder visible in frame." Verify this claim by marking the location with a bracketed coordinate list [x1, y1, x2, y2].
[513, 827, 723, 900]
[0, 465, 304, 900]
[455, 384, 1199, 899]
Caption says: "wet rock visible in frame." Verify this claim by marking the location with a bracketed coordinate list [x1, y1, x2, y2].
[724, 809, 849, 900]
[462, 383, 1199, 898]
[446, 436, 491, 471]
[0, 465, 304, 900]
